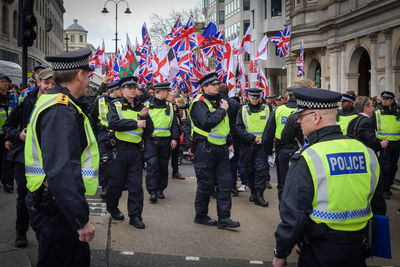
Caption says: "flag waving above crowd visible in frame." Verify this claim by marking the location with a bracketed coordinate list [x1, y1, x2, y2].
[88, 17, 298, 96]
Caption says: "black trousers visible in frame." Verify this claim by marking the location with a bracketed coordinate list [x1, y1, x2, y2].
[144, 138, 171, 193]
[106, 144, 144, 218]
[276, 146, 296, 201]
[379, 140, 400, 192]
[170, 144, 179, 174]
[194, 143, 232, 218]
[26, 193, 90, 267]
[240, 144, 268, 195]
[96, 130, 110, 188]
[298, 235, 366, 267]
[14, 161, 30, 233]
[0, 134, 14, 187]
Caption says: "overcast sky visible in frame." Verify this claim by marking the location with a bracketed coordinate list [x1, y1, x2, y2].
[64, 0, 200, 52]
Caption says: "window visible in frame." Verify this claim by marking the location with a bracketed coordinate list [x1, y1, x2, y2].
[219, 0, 224, 2]
[271, 0, 282, 17]
[71, 35, 75, 42]
[203, 0, 208, 8]
[243, 0, 250, 10]
[13, 11, 18, 39]
[243, 20, 250, 35]
[275, 45, 279, 56]
[295, 0, 300, 6]
[307, 0, 316, 3]
[252, 10, 255, 28]
[264, 0, 268, 19]
[219, 11, 225, 25]
[2, 5, 9, 35]
[80, 35, 83, 43]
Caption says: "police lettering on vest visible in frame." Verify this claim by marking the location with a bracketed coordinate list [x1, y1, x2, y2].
[327, 152, 367, 175]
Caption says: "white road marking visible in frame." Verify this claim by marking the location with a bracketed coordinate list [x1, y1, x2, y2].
[249, 260, 263, 264]
[120, 251, 135, 255]
[185, 256, 200, 261]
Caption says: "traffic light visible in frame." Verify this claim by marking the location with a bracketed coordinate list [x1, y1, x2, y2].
[18, 0, 37, 47]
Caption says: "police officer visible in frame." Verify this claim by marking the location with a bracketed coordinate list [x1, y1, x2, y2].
[106, 76, 154, 229]
[337, 93, 358, 134]
[143, 82, 179, 202]
[347, 96, 388, 215]
[89, 81, 119, 199]
[273, 87, 379, 267]
[189, 72, 240, 229]
[236, 88, 271, 207]
[24, 48, 98, 266]
[264, 88, 297, 200]
[372, 90, 400, 199]
[3, 68, 54, 248]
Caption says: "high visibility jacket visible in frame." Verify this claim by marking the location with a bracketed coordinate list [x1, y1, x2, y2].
[98, 96, 109, 127]
[145, 100, 173, 137]
[189, 94, 230, 145]
[274, 105, 295, 139]
[25, 93, 99, 195]
[0, 107, 7, 134]
[337, 108, 358, 134]
[114, 101, 143, 143]
[241, 104, 270, 138]
[301, 139, 379, 231]
[375, 109, 400, 141]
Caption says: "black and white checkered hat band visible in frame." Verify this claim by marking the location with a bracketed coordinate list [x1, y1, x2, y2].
[296, 99, 338, 109]
[121, 81, 137, 88]
[51, 57, 90, 70]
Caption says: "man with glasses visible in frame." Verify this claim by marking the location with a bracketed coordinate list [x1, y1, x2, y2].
[371, 91, 400, 199]
[273, 87, 379, 267]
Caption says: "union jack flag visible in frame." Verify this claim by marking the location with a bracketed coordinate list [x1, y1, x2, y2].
[199, 25, 224, 59]
[270, 26, 291, 58]
[165, 17, 183, 50]
[138, 23, 152, 85]
[109, 56, 121, 82]
[167, 16, 197, 54]
[256, 70, 269, 96]
[296, 41, 305, 78]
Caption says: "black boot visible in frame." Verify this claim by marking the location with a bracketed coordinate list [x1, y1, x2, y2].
[157, 190, 165, 199]
[129, 216, 145, 229]
[150, 192, 158, 203]
[249, 193, 256, 202]
[15, 232, 28, 248]
[217, 217, 240, 229]
[255, 192, 269, 207]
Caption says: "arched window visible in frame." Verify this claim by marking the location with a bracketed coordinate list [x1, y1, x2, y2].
[13, 10, 18, 39]
[2, 5, 9, 35]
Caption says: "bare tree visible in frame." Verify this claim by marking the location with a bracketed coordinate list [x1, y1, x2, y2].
[149, 5, 204, 49]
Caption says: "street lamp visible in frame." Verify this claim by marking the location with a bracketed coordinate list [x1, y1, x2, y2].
[64, 34, 70, 52]
[101, 0, 132, 54]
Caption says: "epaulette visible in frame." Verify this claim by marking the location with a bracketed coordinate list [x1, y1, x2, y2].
[55, 93, 69, 105]
[291, 145, 308, 161]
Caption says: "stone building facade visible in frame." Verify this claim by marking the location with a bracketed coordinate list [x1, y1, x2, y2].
[286, 0, 400, 98]
[63, 19, 95, 52]
[0, 0, 65, 72]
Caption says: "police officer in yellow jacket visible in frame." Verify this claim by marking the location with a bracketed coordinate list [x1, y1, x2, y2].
[337, 93, 358, 134]
[273, 87, 379, 267]
[24, 48, 98, 267]
[89, 81, 119, 199]
[189, 72, 240, 229]
[106, 76, 154, 229]
[235, 88, 271, 207]
[143, 82, 179, 203]
[371, 90, 400, 199]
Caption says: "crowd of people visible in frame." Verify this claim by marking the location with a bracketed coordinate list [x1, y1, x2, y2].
[0, 47, 399, 266]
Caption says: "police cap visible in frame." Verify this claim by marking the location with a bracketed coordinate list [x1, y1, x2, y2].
[199, 72, 219, 87]
[293, 88, 342, 114]
[45, 48, 93, 71]
[248, 88, 262, 98]
[34, 64, 48, 72]
[341, 93, 355, 103]
[154, 82, 171, 91]
[381, 91, 394, 99]
[119, 76, 138, 88]
[107, 81, 120, 91]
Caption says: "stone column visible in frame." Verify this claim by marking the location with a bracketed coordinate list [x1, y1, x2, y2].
[320, 48, 327, 89]
[368, 32, 378, 97]
[384, 29, 393, 92]
[329, 45, 340, 92]
[284, 54, 297, 88]
[340, 43, 347, 93]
